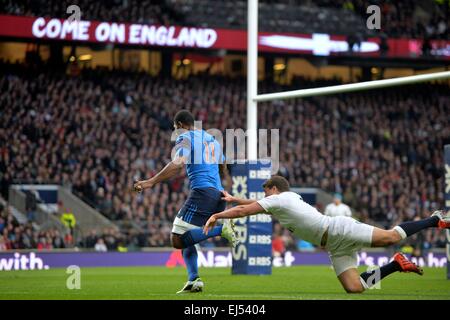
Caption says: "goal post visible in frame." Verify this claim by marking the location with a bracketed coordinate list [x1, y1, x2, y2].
[230, 160, 273, 275]
[254, 71, 450, 102]
[247, 0, 258, 161]
[245, 0, 450, 277]
[445, 145, 450, 280]
[246, 0, 450, 160]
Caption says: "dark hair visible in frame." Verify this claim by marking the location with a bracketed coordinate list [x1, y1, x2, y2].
[262, 175, 290, 192]
[174, 110, 195, 126]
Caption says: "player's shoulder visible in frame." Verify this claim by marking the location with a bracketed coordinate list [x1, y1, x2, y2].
[257, 193, 280, 211]
[201, 130, 217, 142]
[280, 191, 299, 197]
[175, 131, 191, 144]
[278, 191, 301, 202]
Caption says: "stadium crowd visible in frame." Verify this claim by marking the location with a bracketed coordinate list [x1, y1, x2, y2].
[0, 201, 70, 250]
[312, 0, 448, 39]
[0, 199, 130, 251]
[0, 0, 447, 39]
[0, 60, 448, 252]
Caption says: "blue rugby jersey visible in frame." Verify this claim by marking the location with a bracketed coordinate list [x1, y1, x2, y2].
[174, 129, 224, 190]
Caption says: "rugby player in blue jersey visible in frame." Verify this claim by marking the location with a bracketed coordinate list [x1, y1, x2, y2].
[134, 110, 237, 294]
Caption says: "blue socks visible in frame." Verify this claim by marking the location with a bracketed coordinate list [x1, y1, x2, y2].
[180, 226, 223, 281]
[180, 226, 223, 248]
[182, 246, 199, 281]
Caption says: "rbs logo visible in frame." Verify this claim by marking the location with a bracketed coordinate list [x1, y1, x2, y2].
[232, 219, 248, 261]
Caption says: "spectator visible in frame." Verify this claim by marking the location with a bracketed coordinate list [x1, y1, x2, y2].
[37, 237, 52, 250]
[272, 235, 286, 264]
[422, 37, 432, 56]
[25, 188, 38, 222]
[0, 236, 6, 251]
[0, 217, 4, 234]
[21, 227, 36, 249]
[324, 193, 352, 218]
[52, 230, 65, 249]
[297, 239, 315, 252]
[94, 238, 108, 252]
[64, 232, 74, 248]
[85, 230, 98, 248]
[434, 233, 447, 249]
[60, 208, 76, 236]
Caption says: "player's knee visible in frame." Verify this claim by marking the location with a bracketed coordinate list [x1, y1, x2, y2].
[344, 283, 364, 294]
[374, 230, 400, 247]
[386, 230, 400, 246]
[171, 234, 184, 249]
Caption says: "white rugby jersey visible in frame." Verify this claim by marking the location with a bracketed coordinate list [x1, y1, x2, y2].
[257, 191, 331, 246]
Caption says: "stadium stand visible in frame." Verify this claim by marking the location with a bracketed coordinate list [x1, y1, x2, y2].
[0, 0, 447, 39]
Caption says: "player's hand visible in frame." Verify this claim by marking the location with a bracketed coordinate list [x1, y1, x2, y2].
[203, 215, 217, 235]
[133, 181, 144, 193]
[133, 180, 152, 193]
[221, 191, 235, 203]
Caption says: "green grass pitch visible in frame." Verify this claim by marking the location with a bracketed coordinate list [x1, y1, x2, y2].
[1, 266, 449, 300]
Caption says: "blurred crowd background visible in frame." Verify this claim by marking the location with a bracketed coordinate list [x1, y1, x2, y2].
[0, 60, 448, 254]
[1, 0, 448, 39]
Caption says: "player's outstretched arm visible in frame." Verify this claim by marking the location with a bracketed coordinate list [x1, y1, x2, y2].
[203, 202, 265, 234]
[133, 157, 185, 192]
[221, 190, 256, 205]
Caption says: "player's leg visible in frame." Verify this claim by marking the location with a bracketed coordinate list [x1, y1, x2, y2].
[338, 269, 365, 293]
[327, 217, 421, 293]
[171, 219, 203, 293]
[331, 254, 365, 293]
[172, 222, 237, 248]
[371, 210, 450, 247]
[329, 251, 384, 293]
[171, 189, 224, 249]
[357, 212, 444, 289]
[358, 252, 423, 291]
[340, 258, 420, 293]
[172, 194, 207, 293]
[171, 225, 224, 249]
[330, 251, 383, 293]
[333, 252, 422, 293]
[206, 193, 238, 247]
[174, 188, 237, 249]
[326, 217, 372, 293]
[175, 244, 204, 294]
[171, 189, 237, 293]
[370, 227, 402, 247]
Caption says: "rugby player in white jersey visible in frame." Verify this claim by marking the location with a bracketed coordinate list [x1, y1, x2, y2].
[203, 175, 450, 293]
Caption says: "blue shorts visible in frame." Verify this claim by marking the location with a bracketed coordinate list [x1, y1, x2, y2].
[177, 188, 226, 227]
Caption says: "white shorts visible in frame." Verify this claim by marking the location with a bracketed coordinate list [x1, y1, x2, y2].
[325, 216, 374, 276]
[171, 217, 198, 235]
